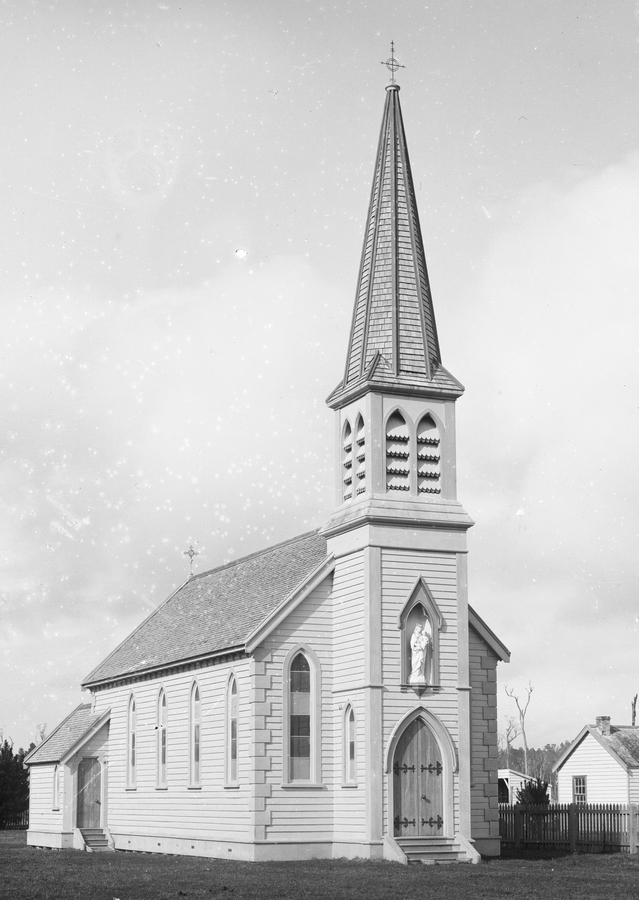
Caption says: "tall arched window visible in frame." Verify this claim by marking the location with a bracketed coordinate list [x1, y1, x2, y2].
[227, 676, 238, 784]
[52, 765, 60, 809]
[157, 689, 167, 788]
[190, 683, 201, 787]
[127, 695, 137, 788]
[289, 652, 311, 781]
[355, 414, 366, 495]
[343, 705, 357, 785]
[417, 414, 441, 495]
[386, 411, 410, 492]
[342, 420, 353, 501]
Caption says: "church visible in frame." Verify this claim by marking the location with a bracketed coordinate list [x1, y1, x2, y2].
[25, 79, 510, 864]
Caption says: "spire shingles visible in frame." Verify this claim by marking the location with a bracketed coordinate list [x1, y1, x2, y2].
[328, 84, 462, 408]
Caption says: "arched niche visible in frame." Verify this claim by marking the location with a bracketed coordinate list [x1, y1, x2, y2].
[397, 577, 444, 688]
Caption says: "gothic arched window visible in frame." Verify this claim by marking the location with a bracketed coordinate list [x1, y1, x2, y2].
[355, 414, 366, 495]
[227, 676, 239, 785]
[343, 704, 357, 785]
[284, 648, 321, 785]
[127, 695, 137, 789]
[157, 689, 167, 788]
[190, 682, 201, 787]
[342, 420, 353, 501]
[386, 411, 410, 492]
[416, 414, 441, 495]
[52, 765, 60, 809]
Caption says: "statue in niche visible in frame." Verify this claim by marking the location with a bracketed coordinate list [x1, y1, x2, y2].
[409, 618, 432, 685]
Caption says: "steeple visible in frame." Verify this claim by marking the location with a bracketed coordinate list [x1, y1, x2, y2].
[327, 84, 463, 410]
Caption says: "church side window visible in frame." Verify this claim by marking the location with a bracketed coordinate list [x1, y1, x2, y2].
[343, 705, 357, 785]
[289, 653, 311, 781]
[386, 411, 410, 492]
[157, 689, 167, 788]
[342, 420, 353, 501]
[417, 414, 441, 495]
[127, 695, 137, 789]
[190, 683, 201, 787]
[355, 414, 366, 495]
[227, 676, 238, 785]
[52, 765, 60, 809]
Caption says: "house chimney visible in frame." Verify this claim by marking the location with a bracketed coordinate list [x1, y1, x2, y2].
[596, 716, 611, 736]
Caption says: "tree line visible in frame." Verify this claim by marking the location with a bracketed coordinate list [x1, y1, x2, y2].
[0, 739, 34, 828]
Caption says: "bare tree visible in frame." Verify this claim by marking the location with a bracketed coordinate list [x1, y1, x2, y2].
[500, 716, 521, 769]
[632, 694, 637, 727]
[505, 681, 534, 776]
[34, 723, 47, 745]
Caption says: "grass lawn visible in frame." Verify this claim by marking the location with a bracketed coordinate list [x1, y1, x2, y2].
[2, 832, 639, 900]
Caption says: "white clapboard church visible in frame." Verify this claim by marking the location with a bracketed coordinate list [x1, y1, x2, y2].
[25, 81, 510, 864]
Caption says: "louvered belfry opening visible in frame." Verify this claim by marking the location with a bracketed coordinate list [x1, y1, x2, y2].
[355, 415, 366, 495]
[386, 411, 410, 492]
[342, 420, 353, 501]
[417, 414, 441, 495]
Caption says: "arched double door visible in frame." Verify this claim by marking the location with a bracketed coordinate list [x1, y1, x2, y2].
[393, 717, 444, 838]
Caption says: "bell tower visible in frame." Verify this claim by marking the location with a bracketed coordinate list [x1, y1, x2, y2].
[322, 79, 477, 857]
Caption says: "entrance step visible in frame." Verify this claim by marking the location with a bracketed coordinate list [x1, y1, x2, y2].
[397, 836, 470, 864]
[80, 828, 112, 852]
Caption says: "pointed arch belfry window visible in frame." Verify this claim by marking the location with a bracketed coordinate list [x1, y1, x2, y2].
[386, 411, 410, 492]
[355, 414, 366, 495]
[398, 578, 443, 688]
[417, 414, 441, 495]
[342, 420, 353, 502]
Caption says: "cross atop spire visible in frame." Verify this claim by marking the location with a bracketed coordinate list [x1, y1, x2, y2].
[381, 41, 405, 85]
[327, 84, 463, 410]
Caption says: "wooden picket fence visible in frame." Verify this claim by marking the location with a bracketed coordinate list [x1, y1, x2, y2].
[500, 803, 639, 854]
[0, 808, 29, 830]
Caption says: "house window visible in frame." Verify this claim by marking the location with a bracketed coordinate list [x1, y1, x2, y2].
[127, 695, 137, 788]
[289, 652, 311, 781]
[342, 420, 353, 501]
[190, 683, 201, 786]
[157, 689, 167, 787]
[416, 413, 441, 495]
[386, 411, 410, 492]
[343, 705, 357, 785]
[573, 775, 587, 805]
[52, 765, 60, 809]
[227, 676, 238, 784]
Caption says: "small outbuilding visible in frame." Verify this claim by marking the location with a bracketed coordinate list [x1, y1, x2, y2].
[553, 716, 639, 804]
[497, 769, 532, 804]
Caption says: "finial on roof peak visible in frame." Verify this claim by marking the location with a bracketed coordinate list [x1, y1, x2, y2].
[381, 40, 405, 86]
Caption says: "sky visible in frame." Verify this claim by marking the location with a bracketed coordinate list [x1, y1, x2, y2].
[1, 0, 639, 754]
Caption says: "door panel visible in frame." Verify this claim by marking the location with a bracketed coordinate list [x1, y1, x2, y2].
[77, 758, 101, 829]
[393, 718, 443, 837]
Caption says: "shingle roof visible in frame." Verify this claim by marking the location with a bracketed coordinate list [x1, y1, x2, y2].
[24, 704, 105, 765]
[83, 530, 329, 687]
[594, 725, 639, 768]
[330, 84, 462, 410]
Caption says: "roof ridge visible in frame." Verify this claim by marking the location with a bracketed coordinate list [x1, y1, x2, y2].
[190, 528, 322, 581]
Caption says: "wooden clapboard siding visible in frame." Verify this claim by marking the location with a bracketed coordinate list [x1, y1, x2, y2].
[92, 659, 252, 841]
[628, 770, 639, 803]
[261, 576, 334, 838]
[556, 733, 628, 804]
[468, 626, 499, 841]
[77, 722, 109, 758]
[28, 765, 63, 831]
[380, 548, 461, 832]
[332, 551, 365, 690]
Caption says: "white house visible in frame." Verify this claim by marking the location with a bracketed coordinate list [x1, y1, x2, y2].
[497, 769, 533, 804]
[553, 716, 639, 805]
[24, 81, 510, 864]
